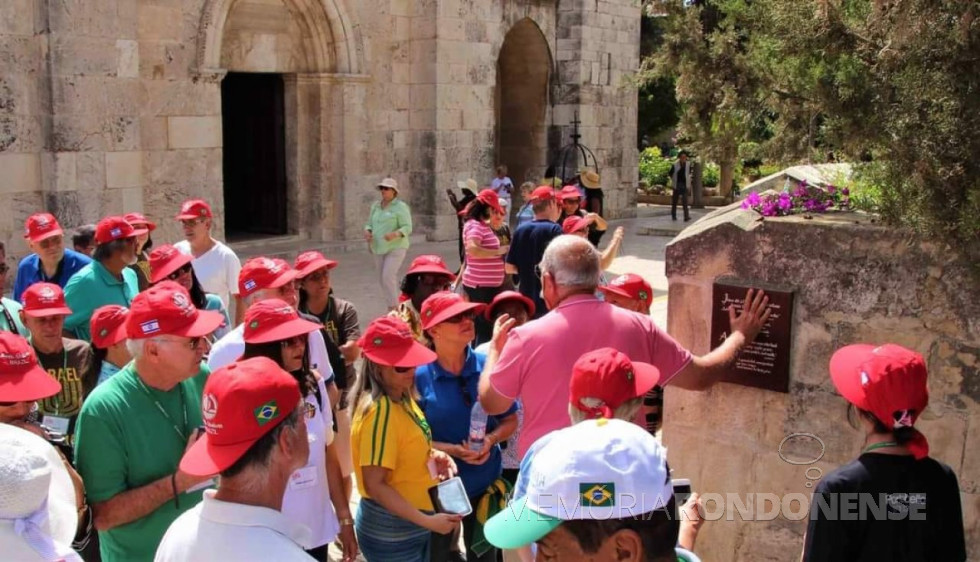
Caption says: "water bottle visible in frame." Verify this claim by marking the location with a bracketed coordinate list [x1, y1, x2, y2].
[468, 402, 488, 452]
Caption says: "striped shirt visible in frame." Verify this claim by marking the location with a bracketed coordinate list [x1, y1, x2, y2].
[351, 396, 436, 510]
[462, 219, 505, 288]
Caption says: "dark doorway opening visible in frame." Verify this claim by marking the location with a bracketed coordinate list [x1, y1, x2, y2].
[221, 72, 288, 239]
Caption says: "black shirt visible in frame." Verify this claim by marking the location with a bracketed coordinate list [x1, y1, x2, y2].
[505, 219, 562, 319]
[804, 453, 966, 561]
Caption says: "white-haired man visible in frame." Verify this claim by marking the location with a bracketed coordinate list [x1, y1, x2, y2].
[73, 281, 223, 561]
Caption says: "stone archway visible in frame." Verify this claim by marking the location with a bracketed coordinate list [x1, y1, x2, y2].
[496, 19, 553, 188]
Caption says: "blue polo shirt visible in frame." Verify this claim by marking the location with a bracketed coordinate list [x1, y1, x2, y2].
[13, 249, 92, 302]
[415, 348, 519, 498]
[505, 219, 562, 319]
[63, 261, 139, 341]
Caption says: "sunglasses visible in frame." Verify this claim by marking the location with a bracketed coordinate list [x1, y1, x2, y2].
[456, 377, 474, 407]
[38, 236, 63, 250]
[304, 270, 330, 283]
[378, 186, 395, 192]
[167, 263, 193, 281]
[443, 311, 476, 324]
[279, 335, 306, 348]
[393, 365, 414, 374]
[180, 218, 205, 228]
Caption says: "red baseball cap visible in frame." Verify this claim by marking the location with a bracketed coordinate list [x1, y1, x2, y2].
[124, 212, 157, 232]
[238, 257, 299, 298]
[126, 281, 224, 339]
[94, 216, 148, 245]
[0, 332, 61, 402]
[90, 305, 129, 349]
[830, 344, 930, 459]
[243, 299, 321, 344]
[358, 317, 437, 367]
[23, 213, 64, 243]
[559, 185, 582, 201]
[294, 251, 338, 278]
[598, 274, 653, 304]
[149, 244, 194, 284]
[420, 291, 485, 331]
[180, 357, 302, 476]
[561, 215, 590, 235]
[21, 283, 72, 317]
[175, 199, 213, 220]
[484, 290, 536, 321]
[405, 255, 456, 280]
[569, 348, 661, 420]
[529, 186, 558, 202]
[476, 189, 504, 215]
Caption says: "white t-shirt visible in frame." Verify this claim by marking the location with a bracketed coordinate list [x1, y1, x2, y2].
[208, 324, 334, 384]
[175, 239, 242, 308]
[155, 490, 314, 562]
[282, 377, 339, 548]
[491, 176, 514, 203]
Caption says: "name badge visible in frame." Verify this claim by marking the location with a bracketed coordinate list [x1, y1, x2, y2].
[42, 415, 70, 437]
[289, 465, 318, 490]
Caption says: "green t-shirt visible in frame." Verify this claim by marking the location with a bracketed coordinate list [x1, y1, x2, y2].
[74, 362, 211, 562]
[364, 198, 413, 254]
[0, 296, 26, 336]
[63, 261, 139, 341]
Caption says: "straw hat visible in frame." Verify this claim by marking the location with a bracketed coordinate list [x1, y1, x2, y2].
[580, 170, 601, 189]
[456, 178, 478, 192]
[0, 424, 80, 561]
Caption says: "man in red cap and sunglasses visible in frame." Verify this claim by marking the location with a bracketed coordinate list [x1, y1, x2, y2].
[156, 357, 315, 561]
[73, 281, 224, 562]
[63, 216, 146, 341]
[13, 212, 92, 302]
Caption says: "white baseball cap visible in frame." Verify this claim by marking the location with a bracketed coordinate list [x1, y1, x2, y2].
[484, 418, 672, 549]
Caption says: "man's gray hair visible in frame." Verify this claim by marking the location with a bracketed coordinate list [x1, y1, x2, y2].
[568, 396, 644, 425]
[540, 235, 601, 289]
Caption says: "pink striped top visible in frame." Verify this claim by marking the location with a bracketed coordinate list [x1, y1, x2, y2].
[462, 220, 505, 288]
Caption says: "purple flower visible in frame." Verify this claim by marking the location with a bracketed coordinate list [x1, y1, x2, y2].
[778, 192, 792, 211]
[761, 201, 778, 216]
[803, 199, 819, 212]
[841, 187, 850, 196]
[827, 185, 836, 194]
[746, 192, 762, 206]
[793, 186, 808, 199]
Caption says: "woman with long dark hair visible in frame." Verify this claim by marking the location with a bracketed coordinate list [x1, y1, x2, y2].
[239, 298, 359, 562]
[148, 244, 231, 340]
[460, 189, 509, 344]
[349, 316, 460, 561]
[803, 344, 966, 561]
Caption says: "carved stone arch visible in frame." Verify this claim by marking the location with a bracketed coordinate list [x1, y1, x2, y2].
[197, 0, 363, 74]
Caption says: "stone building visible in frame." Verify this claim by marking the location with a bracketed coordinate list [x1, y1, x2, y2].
[0, 0, 640, 255]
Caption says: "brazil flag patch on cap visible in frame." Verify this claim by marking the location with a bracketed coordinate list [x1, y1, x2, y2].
[580, 483, 615, 507]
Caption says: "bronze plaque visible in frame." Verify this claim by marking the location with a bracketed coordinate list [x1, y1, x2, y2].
[710, 282, 794, 393]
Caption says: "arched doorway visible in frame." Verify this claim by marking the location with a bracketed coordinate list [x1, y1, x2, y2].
[496, 19, 552, 190]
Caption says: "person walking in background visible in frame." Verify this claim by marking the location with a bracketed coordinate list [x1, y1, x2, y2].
[449, 179, 478, 267]
[364, 177, 413, 311]
[490, 165, 514, 219]
[504, 186, 562, 320]
[390, 255, 456, 346]
[174, 199, 244, 324]
[71, 224, 97, 257]
[461, 189, 509, 344]
[14, 213, 92, 302]
[0, 241, 27, 335]
[670, 151, 692, 222]
[415, 292, 518, 562]
[124, 212, 156, 292]
[149, 245, 231, 341]
[803, 344, 966, 561]
[513, 182, 536, 229]
[89, 305, 131, 386]
[63, 216, 145, 341]
[349, 317, 461, 562]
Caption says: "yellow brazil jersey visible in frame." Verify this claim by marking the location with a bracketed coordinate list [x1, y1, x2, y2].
[352, 395, 436, 511]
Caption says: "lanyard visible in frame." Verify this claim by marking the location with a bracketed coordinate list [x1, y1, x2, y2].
[400, 397, 432, 446]
[0, 302, 20, 336]
[863, 441, 899, 453]
[134, 374, 188, 442]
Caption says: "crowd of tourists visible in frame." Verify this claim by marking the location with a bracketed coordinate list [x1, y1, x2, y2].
[0, 171, 967, 562]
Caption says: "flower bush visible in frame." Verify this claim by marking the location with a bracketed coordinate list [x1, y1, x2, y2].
[741, 180, 849, 217]
[639, 147, 674, 187]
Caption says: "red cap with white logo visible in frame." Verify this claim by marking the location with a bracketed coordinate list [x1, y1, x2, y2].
[569, 348, 661, 420]
[180, 357, 302, 476]
[21, 282, 72, 317]
[94, 216, 147, 245]
[126, 281, 224, 339]
[294, 251, 338, 278]
[0, 332, 62, 402]
[90, 305, 129, 349]
[23, 213, 64, 243]
[597, 273, 653, 304]
[357, 317, 436, 367]
[149, 244, 193, 284]
[238, 257, 299, 298]
[175, 199, 213, 220]
[243, 298, 321, 344]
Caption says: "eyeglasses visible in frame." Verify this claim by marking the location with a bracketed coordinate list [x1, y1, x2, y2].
[180, 218, 205, 228]
[38, 236, 63, 250]
[155, 336, 205, 350]
[304, 270, 329, 283]
[279, 335, 306, 348]
[167, 263, 193, 281]
[393, 365, 414, 374]
[534, 264, 543, 279]
[443, 311, 476, 324]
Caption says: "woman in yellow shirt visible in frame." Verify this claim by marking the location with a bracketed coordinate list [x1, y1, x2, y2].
[350, 316, 461, 561]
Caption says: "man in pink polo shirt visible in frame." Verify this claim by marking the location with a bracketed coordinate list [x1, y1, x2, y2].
[477, 235, 771, 457]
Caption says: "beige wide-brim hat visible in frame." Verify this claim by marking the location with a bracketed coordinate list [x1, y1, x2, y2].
[456, 178, 478, 192]
[580, 170, 601, 188]
[0, 424, 78, 559]
[377, 177, 399, 194]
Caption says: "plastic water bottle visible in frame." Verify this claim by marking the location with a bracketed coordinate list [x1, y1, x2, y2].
[468, 402, 488, 452]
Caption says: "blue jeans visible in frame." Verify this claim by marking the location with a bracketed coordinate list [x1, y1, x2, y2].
[356, 498, 431, 562]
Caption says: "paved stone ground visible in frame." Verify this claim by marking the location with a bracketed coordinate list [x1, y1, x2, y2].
[240, 205, 712, 560]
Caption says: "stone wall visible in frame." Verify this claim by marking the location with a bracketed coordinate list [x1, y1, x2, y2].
[0, 0, 640, 267]
[664, 205, 980, 560]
